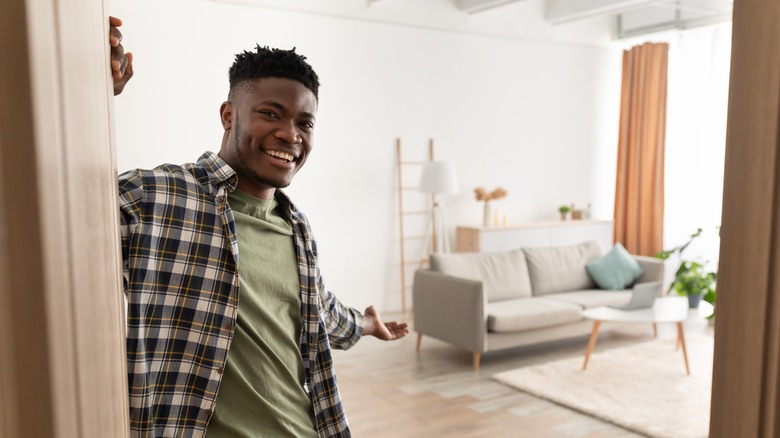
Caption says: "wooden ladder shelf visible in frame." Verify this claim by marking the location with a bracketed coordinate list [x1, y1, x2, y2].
[396, 138, 435, 313]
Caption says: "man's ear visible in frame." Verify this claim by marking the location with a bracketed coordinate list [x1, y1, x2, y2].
[220, 101, 233, 130]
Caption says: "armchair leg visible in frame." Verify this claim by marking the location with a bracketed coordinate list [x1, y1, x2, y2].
[473, 352, 481, 371]
[416, 333, 422, 352]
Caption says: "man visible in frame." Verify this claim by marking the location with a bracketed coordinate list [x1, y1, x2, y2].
[109, 17, 408, 437]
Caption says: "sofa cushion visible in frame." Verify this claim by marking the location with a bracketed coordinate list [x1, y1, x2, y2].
[430, 250, 533, 301]
[585, 243, 644, 290]
[486, 298, 582, 332]
[523, 240, 603, 296]
[539, 290, 633, 309]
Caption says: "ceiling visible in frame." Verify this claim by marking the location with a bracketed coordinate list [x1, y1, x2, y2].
[210, 0, 733, 46]
[453, 0, 733, 38]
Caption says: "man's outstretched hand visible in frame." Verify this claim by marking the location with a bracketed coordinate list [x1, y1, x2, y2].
[362, 306, 409, 341]
[109, 16, 133, 96]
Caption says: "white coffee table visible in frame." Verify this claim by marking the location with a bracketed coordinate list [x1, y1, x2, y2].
[581, 296, 714, 375]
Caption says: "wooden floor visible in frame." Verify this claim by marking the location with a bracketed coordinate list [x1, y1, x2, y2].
[333, 315, 714, 437]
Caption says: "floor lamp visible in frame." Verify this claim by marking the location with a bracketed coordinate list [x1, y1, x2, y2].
[419, 161, 459, 254]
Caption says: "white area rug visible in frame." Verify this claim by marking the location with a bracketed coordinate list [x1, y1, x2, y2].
[493, 334, 713, 438]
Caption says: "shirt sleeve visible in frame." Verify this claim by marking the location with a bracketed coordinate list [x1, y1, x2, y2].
[316, 267, 365, 350]
[118, 170, 144, 294]
[291, 205, 366, 350]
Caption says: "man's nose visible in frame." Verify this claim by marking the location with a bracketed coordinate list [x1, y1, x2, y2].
[275, 121, 301, 144]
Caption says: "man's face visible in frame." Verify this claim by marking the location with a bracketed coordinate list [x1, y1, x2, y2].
[219, 77, 317, 199]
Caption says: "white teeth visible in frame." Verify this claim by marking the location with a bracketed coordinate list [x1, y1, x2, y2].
[266, 150, 295, 162]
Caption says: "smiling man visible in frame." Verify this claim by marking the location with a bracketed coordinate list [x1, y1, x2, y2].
[110, 18, 407, 438]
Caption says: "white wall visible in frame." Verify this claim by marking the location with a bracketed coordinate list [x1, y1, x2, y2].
[109, 0, 622, 312]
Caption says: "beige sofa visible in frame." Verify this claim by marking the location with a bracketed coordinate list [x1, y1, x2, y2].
[412, 240, 664, 370]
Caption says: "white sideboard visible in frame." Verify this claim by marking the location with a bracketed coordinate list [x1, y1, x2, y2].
[455, 220, 613, 253]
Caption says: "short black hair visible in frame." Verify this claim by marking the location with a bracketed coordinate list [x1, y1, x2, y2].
[228, 45, 319, 99]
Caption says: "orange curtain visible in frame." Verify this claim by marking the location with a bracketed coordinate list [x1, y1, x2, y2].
[613, 42, 669, 256]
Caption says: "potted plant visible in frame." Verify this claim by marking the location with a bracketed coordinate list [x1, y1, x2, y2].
[558, 205, 571, 221]
[655, 228, 718, 311]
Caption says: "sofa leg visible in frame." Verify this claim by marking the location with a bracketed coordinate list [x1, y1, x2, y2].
[473, 353, 481, 371]
[416, 333, 422, 352]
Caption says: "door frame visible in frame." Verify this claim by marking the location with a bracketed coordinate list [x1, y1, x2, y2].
[0, 0, 128, 436]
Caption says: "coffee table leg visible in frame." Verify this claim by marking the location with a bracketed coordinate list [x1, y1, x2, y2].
[583, 320, 602, 370]
[677, 322, 690, 375]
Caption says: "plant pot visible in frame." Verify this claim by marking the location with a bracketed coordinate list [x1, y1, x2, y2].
[559, 212, 568, 221]
[687, 292, 704, 309]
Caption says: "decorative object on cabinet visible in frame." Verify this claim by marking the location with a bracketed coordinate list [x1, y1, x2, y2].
[570, 203, 593, 220]
[571, 204, 583, 220]
[474, 187, 508, 226]
[558, 205, 571, 221]
[419, 160, 459, 254]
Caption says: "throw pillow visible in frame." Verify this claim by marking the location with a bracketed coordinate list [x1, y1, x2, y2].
[523, 240, 603, 295]
[430, 250, 533, 301]
[585, 243, 644, 290]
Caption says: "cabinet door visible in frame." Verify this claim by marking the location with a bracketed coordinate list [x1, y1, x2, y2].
[549, 223, 613, 250]
[480, 228, 552, 252]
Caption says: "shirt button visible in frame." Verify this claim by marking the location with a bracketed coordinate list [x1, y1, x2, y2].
[228, 176, 237, 185]
[225, 323, 232, 330]
[218, 367, 225, 375]
[215, 195, 225, 204]
[204, 409, 213, 418]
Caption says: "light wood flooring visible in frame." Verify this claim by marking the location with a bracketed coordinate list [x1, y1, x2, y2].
[333, 315, 714, 437]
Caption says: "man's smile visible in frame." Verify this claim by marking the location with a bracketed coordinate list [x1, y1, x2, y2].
[263, 149, 296, 163]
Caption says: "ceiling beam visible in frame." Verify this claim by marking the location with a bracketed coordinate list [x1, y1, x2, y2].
[451, 0, 525, 14]
[545, 0, 660, 24]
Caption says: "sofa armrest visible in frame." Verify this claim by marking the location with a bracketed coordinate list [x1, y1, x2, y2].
[412, 269, 486, 353]
[633, 255, 665, 284]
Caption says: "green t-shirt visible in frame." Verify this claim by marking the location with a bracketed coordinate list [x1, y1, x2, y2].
[207, 189, 316, 437]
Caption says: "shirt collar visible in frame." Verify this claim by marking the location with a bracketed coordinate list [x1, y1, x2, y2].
[274, 190, 303, 223]
[197, 151, 238, 192]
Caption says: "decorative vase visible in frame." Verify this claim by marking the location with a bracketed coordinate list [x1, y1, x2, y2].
[687, 292, 704, 309]
[483, 201, 492, 227]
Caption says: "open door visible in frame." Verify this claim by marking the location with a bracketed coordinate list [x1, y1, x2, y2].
[710, 0, 780, 435]
[0, 0, 129, 436]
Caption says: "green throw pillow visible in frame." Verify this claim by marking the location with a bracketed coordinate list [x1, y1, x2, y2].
[585, 243, 644, 290]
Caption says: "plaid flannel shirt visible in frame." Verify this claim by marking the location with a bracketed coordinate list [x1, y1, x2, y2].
[118, 151, 364, 437]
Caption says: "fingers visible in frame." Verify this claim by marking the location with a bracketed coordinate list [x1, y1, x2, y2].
[113, 52, 133, 96]
[109, 17, 123, 47]
[384, 321, 409, 339]
[108, 16, 133, 96]
[111, 44, 125, 78]
[124, 52, 134, 79]
[110, 28, 122, 47]
[109, 16, 126, 79]
[117, 51, 133, 81]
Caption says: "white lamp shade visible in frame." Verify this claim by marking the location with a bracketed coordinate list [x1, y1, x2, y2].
[419, 161, 459, 195]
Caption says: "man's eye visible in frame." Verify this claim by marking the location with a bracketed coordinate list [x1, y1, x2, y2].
[259, 110, 278, 118]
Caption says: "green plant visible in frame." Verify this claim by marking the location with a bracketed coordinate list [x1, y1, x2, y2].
[558, 205, 571, 213]
[655, 228, 718, 310]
